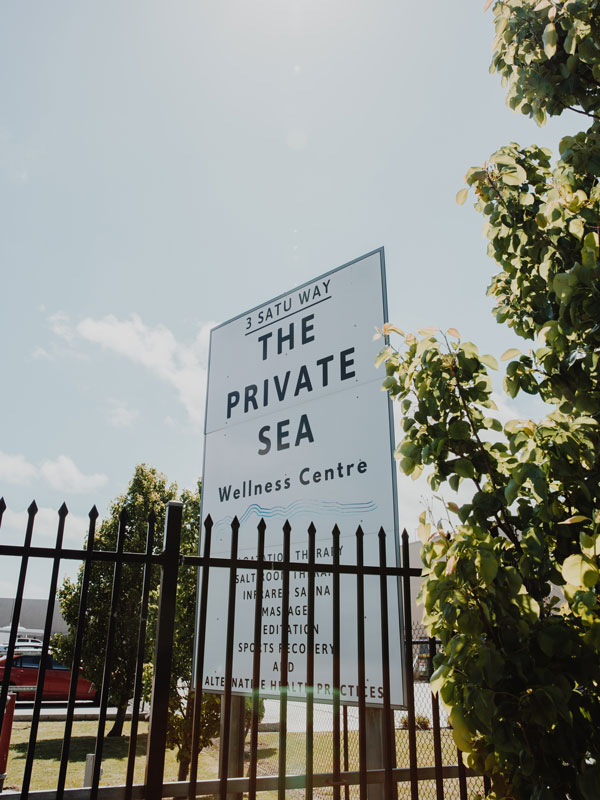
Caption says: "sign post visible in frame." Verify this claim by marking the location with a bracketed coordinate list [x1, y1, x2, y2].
[198, 248, 404, 708]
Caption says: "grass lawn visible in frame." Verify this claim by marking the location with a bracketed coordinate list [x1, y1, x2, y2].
[5, 718, 220, 792]
[5, 720, 484, 799]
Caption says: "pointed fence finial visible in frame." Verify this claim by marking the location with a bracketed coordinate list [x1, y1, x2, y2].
[59, 502, 68, 518]
[28, 500, 38, 515]
[89, 505, 99, 520]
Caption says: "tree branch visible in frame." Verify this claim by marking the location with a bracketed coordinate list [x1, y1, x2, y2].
[448, 350, 522, 553]
[564, 105, 600, 121]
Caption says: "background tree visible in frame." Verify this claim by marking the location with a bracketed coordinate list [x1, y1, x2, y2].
[379, 2, 600, 798]
[54, 464, 176, 736]
[55, 467, 258, 774]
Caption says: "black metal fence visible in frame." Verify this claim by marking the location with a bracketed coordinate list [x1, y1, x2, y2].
[0, 499, 490, 799]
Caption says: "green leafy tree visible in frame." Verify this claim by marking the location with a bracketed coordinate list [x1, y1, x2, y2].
[379, 2, 600, 798]
[55, 466, 261, 774]
[54, 464, 176, 736]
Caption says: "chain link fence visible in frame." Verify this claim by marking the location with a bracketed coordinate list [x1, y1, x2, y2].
[240, 623, 485, 799]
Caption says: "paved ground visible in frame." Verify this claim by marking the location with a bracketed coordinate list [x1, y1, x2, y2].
[261, 685, 449, 731]
[9, 684, 447, 728]
[11, 701, 137, 722]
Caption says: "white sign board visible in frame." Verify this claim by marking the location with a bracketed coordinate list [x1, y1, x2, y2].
[199, 249, 404, 706]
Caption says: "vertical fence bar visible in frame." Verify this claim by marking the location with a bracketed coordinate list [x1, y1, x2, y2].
[484, 774, 492, 796]
[356, 525, 367, 800]
[145, 501, 183, 800]
[343, 704, 350, 800]
[125, 511, 156, 800]
[378, 528, 396, 800]
[57, 506, 99, 800]
[21, 503, 68, 799]
[457, 750, 468, 799]
[248, 519, 266, 800]
[332, 524, 341, 800]
[188, 515, 213, 800]
[219, 516, 240, 800]
[0, 501, 37, 736]
[91, 508, 128, 800]
[401, 530, 419, 800]
[0, 497, 5, 527]
[278, 521, 291, 800]
[305, 523, 316, 800]
[429, 637, 444, 800]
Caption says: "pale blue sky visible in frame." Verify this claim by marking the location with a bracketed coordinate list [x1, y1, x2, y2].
[0, 2, 573, 596]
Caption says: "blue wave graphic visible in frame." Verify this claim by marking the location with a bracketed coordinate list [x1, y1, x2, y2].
[213, 499, 377, 532]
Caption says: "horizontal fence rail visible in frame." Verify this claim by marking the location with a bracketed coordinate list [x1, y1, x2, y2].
[0, 499, 486, 799]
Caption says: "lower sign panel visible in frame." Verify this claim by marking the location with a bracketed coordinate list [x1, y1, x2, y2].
[200, 538, 404, 707]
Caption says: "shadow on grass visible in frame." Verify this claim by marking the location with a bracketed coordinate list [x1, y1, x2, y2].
[10, 734, 148, 762]
[255, 746, 277, 760]
[12, 736, 275, 765]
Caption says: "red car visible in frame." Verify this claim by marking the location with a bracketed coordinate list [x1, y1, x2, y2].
[0, 652, 97, 701]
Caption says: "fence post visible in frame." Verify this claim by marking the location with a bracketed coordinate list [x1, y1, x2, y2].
[145, 501, 183, 800]
[365, 708, 385, 800]
[219, 695, 246, 800]
[401, 530, 419, 800]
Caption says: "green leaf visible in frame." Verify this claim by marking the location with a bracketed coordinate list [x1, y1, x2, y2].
[460, 341, 479, 357]
[542, 23, 558, 59]
[429, 664, 450, 696]
[454, 459, 475, 479]
[492, 153, 516, 166]
[478, 550, 499, 584]
[564, 25, 577, 55]
[502, 164, 527, 186]
[480, 353, 499, 370]
[501, 348, 521, 362]
[449, 474, 461, 492]
[583, 231, 599, 254]
[553, 273, 572, 301]
[456, 188, 468, 206]
[516, 593, 540, 622]
[562, 554, 599, 589]
[449, 706, 472, 753]
[537, 629, 555, 657]
[504, 375, 519, 398]
[417, 522, 431, 544]
[483, 417, 503, 432]
[505, 479, 519, 506]
[374, 346, 393, 369]
[581, 533, 600, 558]
[558, 515, 590, 525]
[569, 218, 585, 240]
[449, 421, 471, 440]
